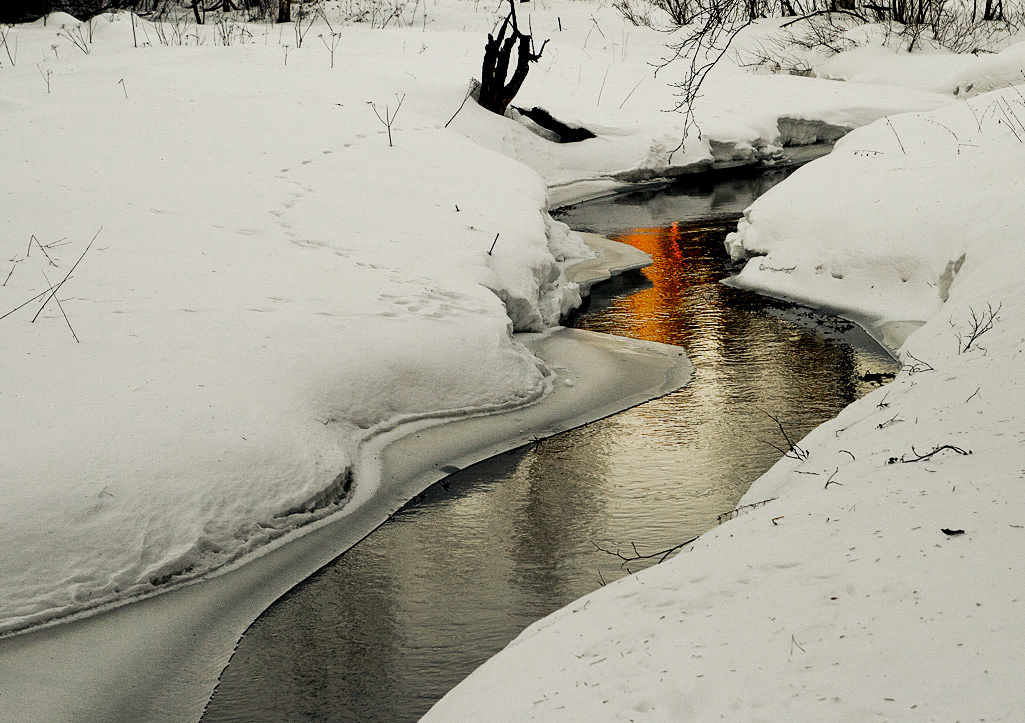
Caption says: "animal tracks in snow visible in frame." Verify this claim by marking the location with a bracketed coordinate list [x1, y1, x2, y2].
[379, 288, 485, 318]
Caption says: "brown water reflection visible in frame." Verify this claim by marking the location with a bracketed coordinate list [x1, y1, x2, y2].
[202, 192, 895, 723]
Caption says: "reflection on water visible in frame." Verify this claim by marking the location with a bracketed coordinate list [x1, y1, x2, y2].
[202, 179, 896, 723]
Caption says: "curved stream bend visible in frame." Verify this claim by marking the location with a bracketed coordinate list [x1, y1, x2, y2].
[201, 173, 897, 723]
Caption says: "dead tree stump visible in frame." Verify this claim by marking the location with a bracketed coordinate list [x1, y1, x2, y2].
[478, 0, 548, 116]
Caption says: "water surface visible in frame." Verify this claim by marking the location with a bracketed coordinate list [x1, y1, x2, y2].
[202, 174, 895, 722]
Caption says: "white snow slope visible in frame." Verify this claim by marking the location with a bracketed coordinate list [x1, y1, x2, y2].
[0, 0, 978, 649]
[424, 79, 1025, 723]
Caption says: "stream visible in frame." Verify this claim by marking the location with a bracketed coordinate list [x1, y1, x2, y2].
[201, 169, 897, 722]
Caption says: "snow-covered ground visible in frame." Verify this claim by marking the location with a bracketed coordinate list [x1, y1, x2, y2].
[3, 0, 1022, 719]
[423, 31, 1025, 723]
[0, 0, 950, 640]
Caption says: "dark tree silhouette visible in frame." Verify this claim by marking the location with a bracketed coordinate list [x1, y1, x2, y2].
[478, 0, 548, 116]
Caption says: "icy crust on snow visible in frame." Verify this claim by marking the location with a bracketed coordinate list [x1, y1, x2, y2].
[0, 12, 595, 635]
[424, 85, 1025, 723]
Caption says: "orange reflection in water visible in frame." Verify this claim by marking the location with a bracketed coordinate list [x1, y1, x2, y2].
[589, 221, 736, 352]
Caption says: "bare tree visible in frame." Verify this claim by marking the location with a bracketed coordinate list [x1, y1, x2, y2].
[478, 0, 548, 116]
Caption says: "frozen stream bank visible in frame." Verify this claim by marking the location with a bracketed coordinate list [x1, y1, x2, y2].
[201, 174, 897, 722]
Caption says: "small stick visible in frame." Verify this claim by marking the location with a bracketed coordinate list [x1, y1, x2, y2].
[34, 236, 57, 267]
[886, 118, 906, 154]
[0, 284, 57, 321]
[618, 75, 645, 109]
[488, 232, 500, 255]
[596, 65, 609, 106]
[42, 270, 79, 342]
[3, 262, 17, 286]
[877, 413, 900, 429]
[32, 227, 101, 323]
[889, 444, 971, 464]
[445, 84, 475, 128]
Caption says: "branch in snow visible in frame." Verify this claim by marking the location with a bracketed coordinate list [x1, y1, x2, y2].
[887, 444, 972, 464]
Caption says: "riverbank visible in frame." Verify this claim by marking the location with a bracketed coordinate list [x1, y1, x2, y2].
[0, 228, 699, 723]
[422, 86, 1025, 723]
[1, 0, 1014, 718]
[0, 0, 950, 643]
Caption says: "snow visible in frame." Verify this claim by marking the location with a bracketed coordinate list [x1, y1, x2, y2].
[2, 6, 588, 635]
[423, 34, 1025, 723]
[2, 1, 1024, 720]
[0, 0, 952, 641]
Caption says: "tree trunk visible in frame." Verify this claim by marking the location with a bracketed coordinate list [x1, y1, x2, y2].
[478, 0, 547, 116]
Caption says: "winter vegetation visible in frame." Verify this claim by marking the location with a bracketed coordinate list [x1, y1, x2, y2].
[2, 0, 1025, 719]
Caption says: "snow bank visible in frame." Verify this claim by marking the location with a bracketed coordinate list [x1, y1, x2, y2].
[0, 10, 591, 635]
[0, 0, 994, 643]
[726, 83, 1024, 350]
[423, 83, 1025, 723]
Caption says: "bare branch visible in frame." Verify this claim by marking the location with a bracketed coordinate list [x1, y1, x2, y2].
[32, 228, 101, 323]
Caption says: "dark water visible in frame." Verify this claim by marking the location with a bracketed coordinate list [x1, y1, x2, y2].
[201, 174, 895, 723]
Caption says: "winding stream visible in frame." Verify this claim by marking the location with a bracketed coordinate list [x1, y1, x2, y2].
[201, 171, 896, 722]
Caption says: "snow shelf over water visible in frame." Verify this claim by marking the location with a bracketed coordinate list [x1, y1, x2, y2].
[0, 257, 693, 723]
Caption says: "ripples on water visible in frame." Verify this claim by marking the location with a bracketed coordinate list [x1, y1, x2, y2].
[202, 172, 896, 723]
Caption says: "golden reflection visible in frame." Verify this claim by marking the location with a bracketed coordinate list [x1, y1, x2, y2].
[204, 215, 897, 723]
[596, 223, 732, 350]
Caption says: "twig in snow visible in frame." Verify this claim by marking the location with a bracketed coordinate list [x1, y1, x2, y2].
[445, 82, 475, 128]
[0, 24, 16, 66]
[759, 408, 809, 461]
[996, 98, 1024, 142]
[0, 284, 57, 321]
[901, 351, 934, 374]
[839, 449, 856, 461]
[618, 75, 645, 109]
[790, 635, 805, 654]
[955, 302, 1001, 353]
[886, 118, 906, 154]
[119, 78, 128, 99]
[596, 65, 609, 106]
[2, 261, 18, 286]
[488, 232, 500, 255]
[887, 444, 972, 464]
[717, 497, 776, 523]
[965, 387, 981, 403]
[42, 271, 78, 342]
[32, 227, 100, 323]
[57, 23, 91, 54]
[369, 94, 406, 147]
[38, 65, 52, 94]
[33, 236, 57, 267]
[319, 32, 342, 68]
[824, 467, 842, 489]
[592, 536, 698, 572]
[877, 414, 901, 429]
